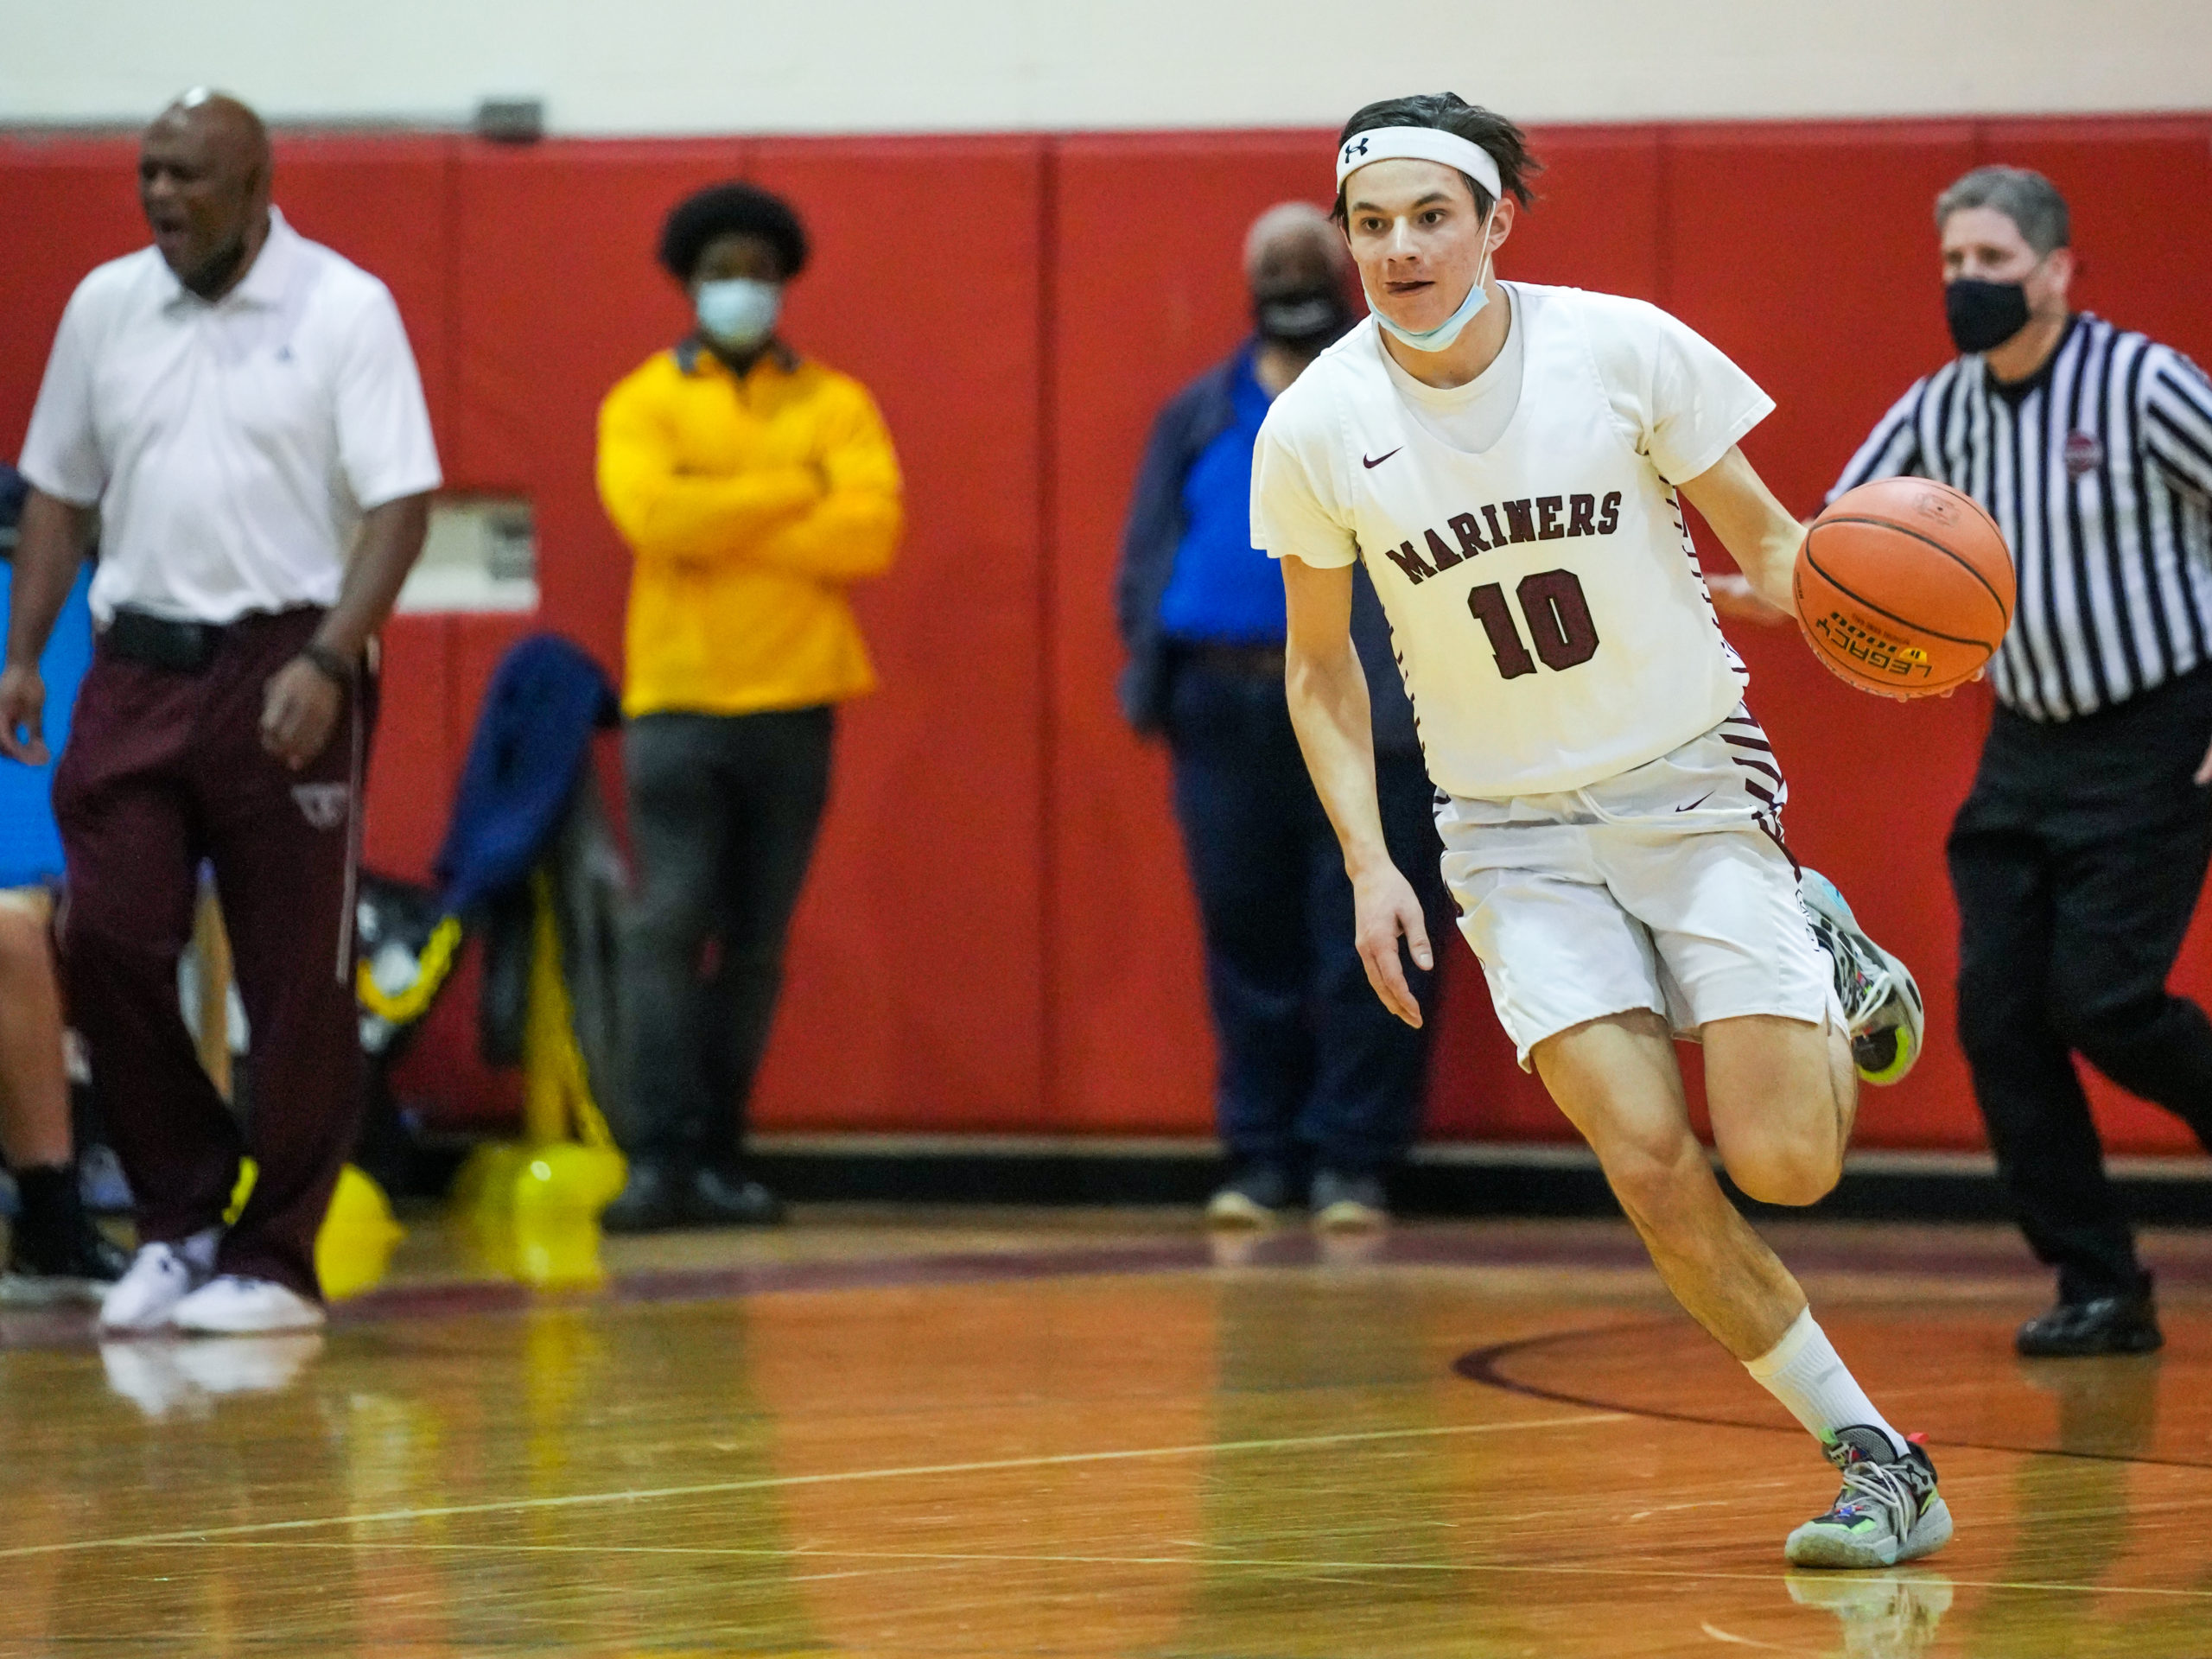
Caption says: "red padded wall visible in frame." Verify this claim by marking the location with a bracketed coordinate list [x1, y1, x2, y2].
[1050, 133, 1321, 1135]
[0, 139, 147, 458]
[8, 116, 2212, 1155]
[742, 138, 1048, 1128]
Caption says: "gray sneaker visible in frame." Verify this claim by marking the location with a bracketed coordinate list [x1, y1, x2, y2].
[1785, 1427, 1953, 1569]
[1310, 1169, 1389, 1230]
[1205, 1166, 1289, 1229]
[1800, 869, 1924, 1085]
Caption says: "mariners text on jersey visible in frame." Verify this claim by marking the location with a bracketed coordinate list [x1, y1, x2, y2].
[1376, 490, 1624, 585]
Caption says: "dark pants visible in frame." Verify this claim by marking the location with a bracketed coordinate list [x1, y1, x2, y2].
[1949, 664, 2212, 1300]
[1166, 659, 1450, 1179]
[618, 709, 833, 1165]
[53, 610, 372, 1300]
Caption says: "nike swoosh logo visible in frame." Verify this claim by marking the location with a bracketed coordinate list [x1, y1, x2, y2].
[1363, 448, 1402, 469]
[1675, 792, 1713, 812]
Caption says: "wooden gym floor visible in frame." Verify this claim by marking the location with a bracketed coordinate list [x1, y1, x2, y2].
[3, 1211, 2209, 1657]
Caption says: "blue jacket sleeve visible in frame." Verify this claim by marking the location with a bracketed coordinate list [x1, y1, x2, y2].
[1116, 359, 1239, 734]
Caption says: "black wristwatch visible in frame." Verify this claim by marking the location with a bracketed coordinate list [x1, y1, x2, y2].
[300, 643, 354, 688]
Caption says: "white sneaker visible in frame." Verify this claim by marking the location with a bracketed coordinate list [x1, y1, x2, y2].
[170, 1274, 327, 1336]
[99, 1230, 219, 1333]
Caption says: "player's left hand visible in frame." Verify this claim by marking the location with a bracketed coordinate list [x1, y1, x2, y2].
[1351, 858, 1432, 1029]
[261, 658, 344, 771]
[2196, 728, 2212, 787]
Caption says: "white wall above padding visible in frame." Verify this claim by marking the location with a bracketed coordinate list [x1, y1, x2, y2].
[10, 0, 2211, 133]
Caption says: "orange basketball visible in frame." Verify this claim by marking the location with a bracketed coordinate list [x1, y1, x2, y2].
[1794, 477, 2015, 696]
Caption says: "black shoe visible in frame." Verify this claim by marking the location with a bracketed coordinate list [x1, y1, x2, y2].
[601, 1158, 685, 1234]
[2016, 1281, 2164, 1357]
[687, 1166, 785, 1227]
[2, 1165, 130, 1306]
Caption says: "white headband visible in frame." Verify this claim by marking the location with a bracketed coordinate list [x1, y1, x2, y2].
[1335, 126, 1503, 202]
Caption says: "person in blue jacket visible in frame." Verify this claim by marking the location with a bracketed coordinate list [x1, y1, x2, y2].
[1117, 204, 1454, 1229]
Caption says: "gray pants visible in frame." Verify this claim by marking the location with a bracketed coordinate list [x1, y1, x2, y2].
[618, 708, 833, 1165]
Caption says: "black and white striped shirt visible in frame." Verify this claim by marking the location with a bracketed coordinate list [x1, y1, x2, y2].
[1831, 315, 2212, 721]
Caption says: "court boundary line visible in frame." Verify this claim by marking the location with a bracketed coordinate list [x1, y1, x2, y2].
[1455, 1320, 2212, 1471]
[0, 1409, 1624, 1560]
[81, 1535, 2212, 1602]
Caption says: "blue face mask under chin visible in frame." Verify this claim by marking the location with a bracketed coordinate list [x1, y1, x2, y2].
[696, 277, 781, 351]
[1369, 204, 1497, 353]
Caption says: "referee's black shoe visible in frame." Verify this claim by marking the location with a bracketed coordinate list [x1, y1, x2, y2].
[2016, 1276, 2163, 1357]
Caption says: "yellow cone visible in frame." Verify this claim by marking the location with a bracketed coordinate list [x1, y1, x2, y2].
[316, 1165, 407, 1300]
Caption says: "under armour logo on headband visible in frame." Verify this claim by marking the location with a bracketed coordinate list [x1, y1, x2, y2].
[1332, 125, 1503, 200]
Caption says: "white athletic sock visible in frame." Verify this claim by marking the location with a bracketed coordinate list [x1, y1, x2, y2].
[1745, 1308, 1910, 1458]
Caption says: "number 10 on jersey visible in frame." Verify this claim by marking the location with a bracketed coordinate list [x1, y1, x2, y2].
[1468, 569, 1601, 678]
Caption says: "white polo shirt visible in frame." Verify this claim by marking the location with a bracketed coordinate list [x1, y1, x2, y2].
[18, 207, 442, 626]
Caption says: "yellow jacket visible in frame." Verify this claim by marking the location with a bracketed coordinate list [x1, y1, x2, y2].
[597, 341, 902, 718]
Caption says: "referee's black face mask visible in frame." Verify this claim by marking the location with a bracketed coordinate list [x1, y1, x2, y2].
[1945, 277, 2032, 355]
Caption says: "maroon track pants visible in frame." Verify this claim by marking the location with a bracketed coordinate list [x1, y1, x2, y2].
[53, 609, 375, 1300]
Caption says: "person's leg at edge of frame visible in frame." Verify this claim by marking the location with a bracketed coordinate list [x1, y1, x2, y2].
[1535, 1007, 1949, 1567]
[0, 896, 70, 1168]
[0, 891, 125, 1298]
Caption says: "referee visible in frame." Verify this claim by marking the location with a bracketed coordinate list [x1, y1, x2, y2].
[1834, 166, 2212, 1357]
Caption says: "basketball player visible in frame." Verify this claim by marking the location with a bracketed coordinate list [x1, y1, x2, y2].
[1253, 93, 1947, 1568]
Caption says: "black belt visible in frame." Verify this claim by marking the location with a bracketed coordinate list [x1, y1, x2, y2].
[102, 607, 345, 676]
[105, 608, 229, 673]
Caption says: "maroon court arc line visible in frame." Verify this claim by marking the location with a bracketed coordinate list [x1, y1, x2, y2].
[1452, 1323, 2210, 1471]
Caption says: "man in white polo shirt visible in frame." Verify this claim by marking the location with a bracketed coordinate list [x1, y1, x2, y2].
[0, 91, 439, 1336]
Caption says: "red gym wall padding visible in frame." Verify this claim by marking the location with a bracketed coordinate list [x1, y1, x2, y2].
[3, 116, 2209, 1154]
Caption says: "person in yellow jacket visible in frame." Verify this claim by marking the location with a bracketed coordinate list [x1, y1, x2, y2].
[596, 182, 900, 1230]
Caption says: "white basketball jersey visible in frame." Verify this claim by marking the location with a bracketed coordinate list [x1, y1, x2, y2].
[1252, 283, 1771, 799]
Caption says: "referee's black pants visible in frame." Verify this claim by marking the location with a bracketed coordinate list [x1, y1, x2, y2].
[1948, 664, 2212, 1301]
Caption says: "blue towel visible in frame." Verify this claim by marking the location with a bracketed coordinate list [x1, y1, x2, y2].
[0, 559, 94, 890]
[434, 633, 618, 915]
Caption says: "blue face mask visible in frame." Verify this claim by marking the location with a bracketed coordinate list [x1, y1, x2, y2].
[696, 277, 781, 351]
[1369, 203, 1497, 353]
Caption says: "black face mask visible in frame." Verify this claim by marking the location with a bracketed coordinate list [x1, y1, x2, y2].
[1945, 277, 2032, 355]
[1254, 285, 1351, 352]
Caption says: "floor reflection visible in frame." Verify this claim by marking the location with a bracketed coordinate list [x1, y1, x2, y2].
[1787, 1569, 1955, 1658]
[99, 1332, 325, 1420]
[0, 1217, 2202, 1656]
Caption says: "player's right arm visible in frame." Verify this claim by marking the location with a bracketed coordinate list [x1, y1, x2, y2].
[1281, 554, 1432, 1028]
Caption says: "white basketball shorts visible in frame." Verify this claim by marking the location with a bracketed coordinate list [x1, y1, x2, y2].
[1436, 707, 1833, 1067]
